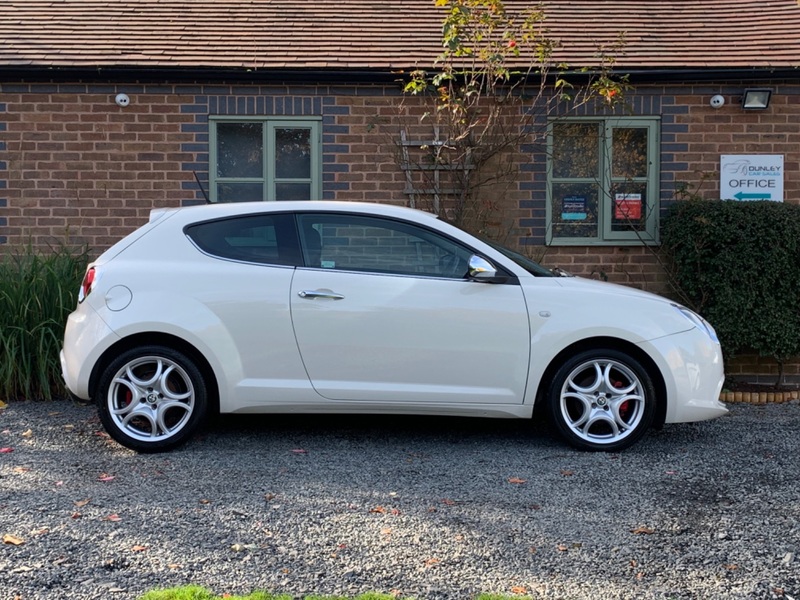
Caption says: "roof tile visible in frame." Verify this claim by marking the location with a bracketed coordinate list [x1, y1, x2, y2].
[0, 1, 799, 71]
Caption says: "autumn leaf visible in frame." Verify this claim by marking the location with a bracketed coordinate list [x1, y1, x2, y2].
[74, 499, 91, 508]
[71, 512, 82, 519]
[291, 448, 307, 454]
[631, 526, 655, 535]
[380, 527, 392, 535]
[390, 508, 401, 516]
[13, 466, 29, 473]
[0, 447, 13, 453]
[132, 545, 148, 552]
[440, 498, 456, 505]
[724, 564, 739, 571]
[0, 400, 7, 409]
[560, 469, 575, 476]
[510, 586, 528, 594]
[167, 563, 181, 570]
[97, 474, 115, 482]
[508, 477, 527, 484]
[557, 544, 569, 552]
[21, 429, 32, 438]
[424, 557, 440, 566]
[103, 514, 122, 522]
[199, 499, 211, 505]
[3, 534, 24, 545]
[369, 506, 386, 514]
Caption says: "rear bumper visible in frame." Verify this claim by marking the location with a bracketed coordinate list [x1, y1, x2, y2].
[61, 305, 119, 400]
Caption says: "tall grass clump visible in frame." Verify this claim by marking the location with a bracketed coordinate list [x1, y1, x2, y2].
[0, 241, 90, 400]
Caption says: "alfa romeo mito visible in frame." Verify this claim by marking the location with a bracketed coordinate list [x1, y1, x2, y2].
[61, 201, 727, 453]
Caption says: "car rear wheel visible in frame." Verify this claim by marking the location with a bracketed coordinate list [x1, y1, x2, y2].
[548, 349, 656, 451]
[96, 345, 207, 453]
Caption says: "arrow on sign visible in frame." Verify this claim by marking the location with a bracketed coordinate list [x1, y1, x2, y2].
[734, 192, 771, 200]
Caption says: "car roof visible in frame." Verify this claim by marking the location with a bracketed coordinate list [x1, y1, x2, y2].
[150, 201, 440, 226]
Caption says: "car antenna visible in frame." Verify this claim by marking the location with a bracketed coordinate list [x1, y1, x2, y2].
[193, 171, 211, 204]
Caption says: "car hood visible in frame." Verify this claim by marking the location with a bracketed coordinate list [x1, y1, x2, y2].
[552, 276, 674, 305]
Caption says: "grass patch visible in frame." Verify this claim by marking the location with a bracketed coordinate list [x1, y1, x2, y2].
[139, 587, 530, 600]
[0, 241, 89, 401]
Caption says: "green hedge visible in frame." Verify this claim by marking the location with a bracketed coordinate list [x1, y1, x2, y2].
[0, 242, 89, 401]
[661, 199, 800, 365]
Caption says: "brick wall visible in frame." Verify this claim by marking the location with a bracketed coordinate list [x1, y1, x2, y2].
[1, 77, 799, 380]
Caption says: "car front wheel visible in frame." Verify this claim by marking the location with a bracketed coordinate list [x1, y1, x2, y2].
[548, 349, 656, 451]
[96, 346, 207, 453]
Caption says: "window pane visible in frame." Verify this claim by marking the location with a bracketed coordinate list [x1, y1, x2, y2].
[275, 183, 312, 201]
[217, 182, 264, 203]
[217, 123, 264, 178]
[551, 183, 599, 239]
[298, 215, 472, 277]
[612, 128, 648, 179]
[275, 128, 311, 179]
[610, 183, 648, 232]
[552, 122, 600, 178]
[185, 214, 301, 266]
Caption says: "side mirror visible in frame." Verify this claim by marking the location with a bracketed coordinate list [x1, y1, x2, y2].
[468, 255, 507, 283]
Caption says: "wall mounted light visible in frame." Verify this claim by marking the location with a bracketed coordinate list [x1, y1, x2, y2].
[741, 88, 772, 110]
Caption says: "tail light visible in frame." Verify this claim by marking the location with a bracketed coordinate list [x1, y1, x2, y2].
[78, 267, 96, 303]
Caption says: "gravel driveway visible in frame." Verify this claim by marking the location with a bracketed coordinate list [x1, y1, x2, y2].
[1, 400, 798, 600]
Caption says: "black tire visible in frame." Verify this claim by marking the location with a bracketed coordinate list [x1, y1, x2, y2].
[547, 348, 656, 452]
[96, 345, 208, 453]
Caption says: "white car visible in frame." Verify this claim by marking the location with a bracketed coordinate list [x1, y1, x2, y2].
[61, 201, 727, 453]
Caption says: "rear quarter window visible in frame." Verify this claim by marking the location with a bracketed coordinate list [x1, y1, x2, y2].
[185, 213, 301, 266]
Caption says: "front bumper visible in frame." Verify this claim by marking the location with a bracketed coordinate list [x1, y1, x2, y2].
[642, 327, 727, 424]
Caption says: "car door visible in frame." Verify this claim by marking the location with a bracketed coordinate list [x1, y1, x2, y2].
[289, 212, 531, 405]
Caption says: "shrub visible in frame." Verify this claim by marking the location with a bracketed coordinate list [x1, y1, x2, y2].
[0, 241, 89, 400]
[661, 199, 800, 380]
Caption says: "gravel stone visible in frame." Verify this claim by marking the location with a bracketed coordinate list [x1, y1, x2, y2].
[1, 400, 799, 599]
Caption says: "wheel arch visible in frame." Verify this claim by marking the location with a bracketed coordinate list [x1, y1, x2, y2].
[88, 332, 220, 414]
[534, 336, 668, 428]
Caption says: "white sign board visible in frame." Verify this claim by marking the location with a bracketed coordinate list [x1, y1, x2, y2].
[720, 155, 784, 201]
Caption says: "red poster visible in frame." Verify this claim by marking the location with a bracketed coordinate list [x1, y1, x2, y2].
[614, 194, 642, 220]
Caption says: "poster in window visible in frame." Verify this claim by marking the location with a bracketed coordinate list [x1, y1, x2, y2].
[561, 196, 587, 221]
[614, 194, 642, 220]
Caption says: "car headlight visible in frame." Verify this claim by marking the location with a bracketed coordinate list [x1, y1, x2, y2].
[672, 304, 719, 343]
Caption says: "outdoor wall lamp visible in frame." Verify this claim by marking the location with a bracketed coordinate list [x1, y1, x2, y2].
[741, 88, 772, 110]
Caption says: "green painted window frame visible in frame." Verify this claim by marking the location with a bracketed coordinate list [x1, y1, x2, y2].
[209, 116, 322, 202]
[546, 117, 660, 245]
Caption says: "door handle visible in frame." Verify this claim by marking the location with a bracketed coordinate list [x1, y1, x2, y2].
[298, 289, 345, 300]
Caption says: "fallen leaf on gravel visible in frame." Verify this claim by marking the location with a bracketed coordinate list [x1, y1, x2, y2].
[560, 469, 575, 476]
[167, 564, 181, 570]
[381, 527, 392, 535]
[369, 506, 386, 514]
[63, 424, 74, 431]
[199, 499, 211, 505]
[631, 526, 655, 535]
[97, 474, 115, 482]
[0, 447, 13, 453]
[3, 534, 24, 545]
[55, 481, 63, 487]
[103, 514, 122, 522]
[21, 429, 32, 438]
[32, 528, 49, 535]
[507, 477, 527, 484]
[47, 411, 61, 416]
[13, 467, 30, 473]
[424, 558, 440, 566]
[94, 431, 110, 439]
[724, 564, 738, 570]
[74, 499, 91, 507]
[291, 448, 307, 454]
[132, 545, 148, 552]
[510, 586, 528, 594]
[390, 508, 401, 515]
[71, 512, 82, 519]
[0, 400, 7, 409]
[665, 470, 678, 475]
[557, 544, 569, 552]
[264, 493, 276, 501]
[441, 498, 456, 505]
